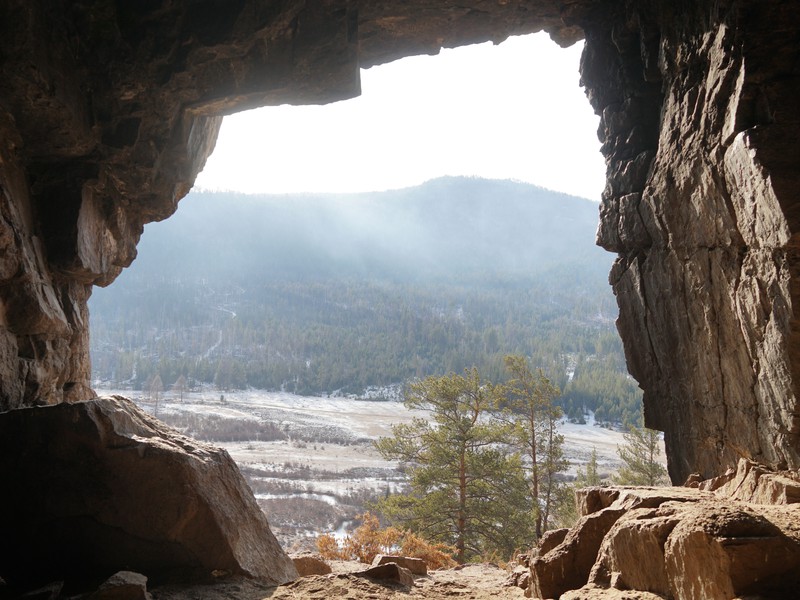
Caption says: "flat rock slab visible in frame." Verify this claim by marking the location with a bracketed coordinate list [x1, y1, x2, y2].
[0, 397, 297, 586]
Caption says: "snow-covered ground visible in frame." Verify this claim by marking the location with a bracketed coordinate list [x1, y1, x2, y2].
[97, 387, 659, 478]
[96, 387, 664, 550]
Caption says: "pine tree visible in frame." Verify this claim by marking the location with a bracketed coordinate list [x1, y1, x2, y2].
[374, 368, 533, 563]
[555, 447, 603, 528]
[613, 426, 668, 486]
[580, 447, 601, 486]
[172, 374, 188, 402]
[498, 355, 567, 538]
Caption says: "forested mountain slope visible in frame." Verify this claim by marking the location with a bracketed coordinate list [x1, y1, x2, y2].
[89, 177, 643, 425]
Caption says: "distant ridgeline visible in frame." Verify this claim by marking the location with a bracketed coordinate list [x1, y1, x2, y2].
[89, 177, 643, 426]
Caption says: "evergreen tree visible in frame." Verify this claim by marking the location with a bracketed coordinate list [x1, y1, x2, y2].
[172, 374, 188, 402]
[586, 447, 600, 485]
[555, 447, 602, 528]
[374, 368, 533, 562]
[613, 426, 668, 486]
[576, 447, 601, 487]
[498, 355, 567, 538]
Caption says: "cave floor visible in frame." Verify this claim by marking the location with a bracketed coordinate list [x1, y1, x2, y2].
[151, 563, 525, 600]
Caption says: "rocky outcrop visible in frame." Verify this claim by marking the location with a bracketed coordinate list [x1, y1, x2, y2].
[583, 1, 800, 481]
[90, 571, 152, 600]
[0, 396, 297, 586]
[526, 479, 800, 600]
[355, 563, 415, 588]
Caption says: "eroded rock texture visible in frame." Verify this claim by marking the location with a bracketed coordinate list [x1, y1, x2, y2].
[527, 468, 800, 599]
[581, 1, 800, 481]
[0, 0, 797, 490]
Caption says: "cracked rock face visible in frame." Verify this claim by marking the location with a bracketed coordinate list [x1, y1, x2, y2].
[583, 0, 800, 482]
[0, 0, 798, 484]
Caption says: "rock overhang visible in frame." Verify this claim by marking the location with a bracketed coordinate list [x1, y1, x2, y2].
[0, 0, 799, 485]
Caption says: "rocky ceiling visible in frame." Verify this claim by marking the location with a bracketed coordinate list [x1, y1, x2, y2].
[0, 0, 798, 484]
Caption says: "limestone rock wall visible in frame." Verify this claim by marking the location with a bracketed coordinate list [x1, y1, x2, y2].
[0, 0, 799, 482]
[583, 0, 800, 481]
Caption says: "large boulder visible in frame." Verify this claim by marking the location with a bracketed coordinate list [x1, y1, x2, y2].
[0, 396, 297, 586]
[529, 483, 800, 599]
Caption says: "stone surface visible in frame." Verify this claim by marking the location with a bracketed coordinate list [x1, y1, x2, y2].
[0, 396, 297, 585]
[583, 1, 800, 482]
[19, 582, 63, 600]
[665, 503, 800, 599]
[589, 507, 681, 596]
[371, 555, 428, 576]
[264, 562, 525, 599]
[530, 507, 627, 599]
[355, 563, 415, 588]
[538, 528, 570, 555]
[527, 484, 800, 600]
[91, 571, 152, 600]
[703, 457, 800, 504]
[291, 553, 333, 577]
[561, 586, 666, 600]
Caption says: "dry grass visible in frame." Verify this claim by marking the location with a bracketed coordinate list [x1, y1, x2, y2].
[317, 513, 456, 570]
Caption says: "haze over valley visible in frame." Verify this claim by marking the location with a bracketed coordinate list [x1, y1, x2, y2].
[90, 176, 639, 425]
[90, 176, 648, 548]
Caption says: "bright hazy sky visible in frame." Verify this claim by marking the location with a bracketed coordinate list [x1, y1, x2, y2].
[194, 32, 605, 201]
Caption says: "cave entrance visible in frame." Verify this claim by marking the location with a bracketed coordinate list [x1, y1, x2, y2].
[88, 32, 640, 552]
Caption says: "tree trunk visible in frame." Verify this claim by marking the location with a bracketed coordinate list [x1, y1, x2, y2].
[457, 444, 467, 563]
[530, 407, 541, 539]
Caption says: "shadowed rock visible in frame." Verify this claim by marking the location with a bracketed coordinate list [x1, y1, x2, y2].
[0, 396, 297, 586]
[354, 563, 415, 588]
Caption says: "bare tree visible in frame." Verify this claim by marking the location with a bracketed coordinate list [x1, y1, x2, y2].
[150, 374, 163, 417]
[172, 374, 187, 402]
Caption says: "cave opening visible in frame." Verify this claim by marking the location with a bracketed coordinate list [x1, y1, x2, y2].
[87, 32, 637, 554]
[2, 0, 799, 594]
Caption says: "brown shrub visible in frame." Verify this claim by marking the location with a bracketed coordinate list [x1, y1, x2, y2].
[316, 512, 456, 569]
[398, 531, 457, 570]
